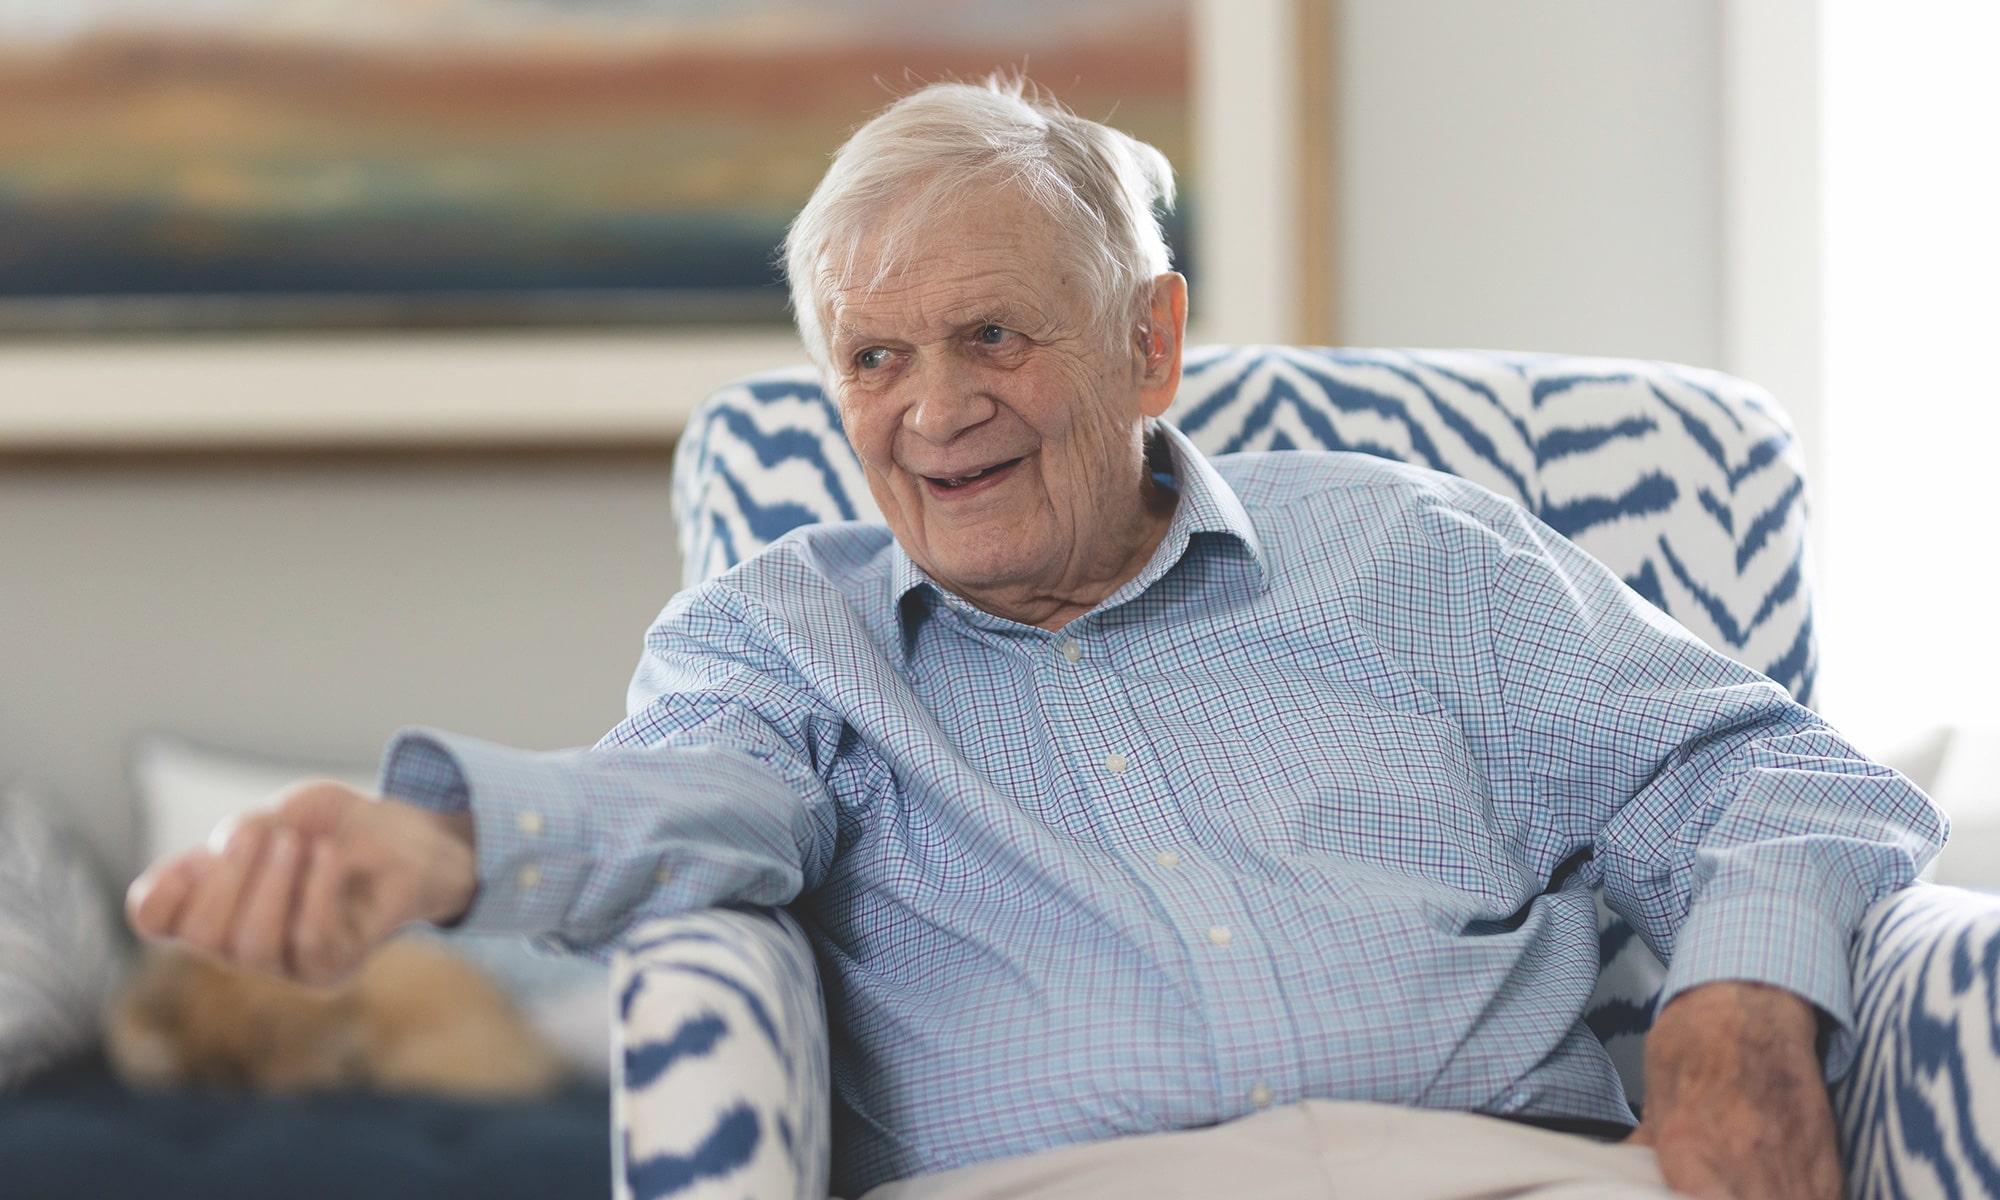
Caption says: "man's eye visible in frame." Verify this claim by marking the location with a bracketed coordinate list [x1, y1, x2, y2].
[977, 324, 1011, 345]
[855, 347, 890, 370]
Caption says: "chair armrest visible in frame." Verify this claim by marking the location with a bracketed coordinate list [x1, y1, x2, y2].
[614, 908, 830, 1200]
[1837, 883, 2000, 1199]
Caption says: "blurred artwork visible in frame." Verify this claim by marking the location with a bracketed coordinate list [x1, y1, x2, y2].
[0, 0, 1191, 332]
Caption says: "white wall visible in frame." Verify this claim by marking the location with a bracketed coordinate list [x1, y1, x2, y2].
[1818, 1, 2000, 754]
[1337, 0, 1723, 369]
[1719, 0, 1821, 489]
[1190, 0, 1300, 345]
[0, 460, 679, 878]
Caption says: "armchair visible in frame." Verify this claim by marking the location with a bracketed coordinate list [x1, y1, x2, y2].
[614, 347, 1998, 1200]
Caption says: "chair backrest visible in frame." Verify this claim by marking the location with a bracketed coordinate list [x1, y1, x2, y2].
[670, 344, 1818, 1104]
[676, 345, 1815, 705]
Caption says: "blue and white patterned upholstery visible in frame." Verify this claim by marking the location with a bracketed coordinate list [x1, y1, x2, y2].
[615, 907, 829, 1200]
[1838, 885, 2000, 1199]
[622, 346, 1993, 1199]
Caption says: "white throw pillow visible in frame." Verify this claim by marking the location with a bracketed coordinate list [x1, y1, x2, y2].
[129, 735, 612, 1081]
[132, 734, 375, 865]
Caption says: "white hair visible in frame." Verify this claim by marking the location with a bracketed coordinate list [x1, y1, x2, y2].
[783, 74, 1177, 376]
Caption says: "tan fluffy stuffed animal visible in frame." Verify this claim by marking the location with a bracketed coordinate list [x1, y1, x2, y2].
[105, 935, 567, 1099]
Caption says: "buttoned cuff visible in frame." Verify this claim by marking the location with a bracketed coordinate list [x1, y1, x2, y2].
[381, 725, 823, 958]
[1656, 885, 1860, 1080]
[381, 729, 593, 939]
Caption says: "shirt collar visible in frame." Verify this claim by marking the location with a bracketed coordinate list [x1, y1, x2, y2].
[890, 421, 1267, 641]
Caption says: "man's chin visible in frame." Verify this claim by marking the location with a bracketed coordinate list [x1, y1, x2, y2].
[916, 548, 1048, 606]
[927, 557, 1031, 596]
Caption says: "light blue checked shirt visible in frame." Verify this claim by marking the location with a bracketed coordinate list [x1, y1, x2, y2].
[383, 424, 1942, 1195]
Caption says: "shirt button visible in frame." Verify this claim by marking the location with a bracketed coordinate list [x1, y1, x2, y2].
[1060, 641, 1082, 663]
[517, 864, 543, 891]
[1248, 1083, 1273, 1109]
[1207, 924, 1232, 947]
[1105, 753, 1128, 773]
[517, 810, 544, 836]
[1154, 851, 1181, 868]
[654, 865, 674, 885]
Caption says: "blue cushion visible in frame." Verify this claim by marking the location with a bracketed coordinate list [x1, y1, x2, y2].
[0, 1054, 609, 1200]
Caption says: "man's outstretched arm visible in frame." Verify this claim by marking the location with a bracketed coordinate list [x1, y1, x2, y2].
[126, 780, 478, 985]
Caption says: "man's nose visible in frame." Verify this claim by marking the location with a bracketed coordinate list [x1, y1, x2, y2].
[905, 359, 997, 442]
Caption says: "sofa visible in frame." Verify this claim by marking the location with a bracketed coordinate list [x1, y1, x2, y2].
[612, 345, 2000, 1200]
[0, 746, 615, 1197]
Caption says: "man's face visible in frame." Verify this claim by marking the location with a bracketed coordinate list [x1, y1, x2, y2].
[825, 187, 1183, 629]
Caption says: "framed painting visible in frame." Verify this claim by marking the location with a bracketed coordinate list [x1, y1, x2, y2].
[0, 0, 1191, 335]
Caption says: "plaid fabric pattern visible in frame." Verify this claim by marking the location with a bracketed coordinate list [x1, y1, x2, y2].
[385, 426, 1942, 1197]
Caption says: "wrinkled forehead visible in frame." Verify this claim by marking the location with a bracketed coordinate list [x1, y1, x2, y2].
[813, 179, 1084, 331]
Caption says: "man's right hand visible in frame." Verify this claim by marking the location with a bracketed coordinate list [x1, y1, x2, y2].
[125, 781, 478, 987]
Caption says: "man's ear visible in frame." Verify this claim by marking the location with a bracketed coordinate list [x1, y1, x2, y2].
[1136, 272, 1188, 419]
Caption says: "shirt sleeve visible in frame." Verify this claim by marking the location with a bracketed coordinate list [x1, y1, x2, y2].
[380, 581, 849, 959]
[1423, 482, 1947, 1080]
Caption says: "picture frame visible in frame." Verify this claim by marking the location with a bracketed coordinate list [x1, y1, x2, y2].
[0, 0, 1191, 337]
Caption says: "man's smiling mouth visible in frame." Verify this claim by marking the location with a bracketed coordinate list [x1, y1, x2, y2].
[926, 458, 1023, 489]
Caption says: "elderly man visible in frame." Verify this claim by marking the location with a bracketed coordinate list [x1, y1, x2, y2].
[130, 78, 1942, 1200]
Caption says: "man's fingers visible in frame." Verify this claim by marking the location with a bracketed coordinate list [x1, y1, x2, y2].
[227, 827, 304, 972]
[125, 784, 429, 986]
[126, 851, 208, 940]
[174, 821, 267, 957]
[291, 838, 361, 985]
[274, 778, 378, 837]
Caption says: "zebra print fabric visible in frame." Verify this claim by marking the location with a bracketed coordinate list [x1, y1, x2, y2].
[628, 346, 1991, 1198]
[1839, 885, 2000, 1200]
[615, 908, 829, 1200]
